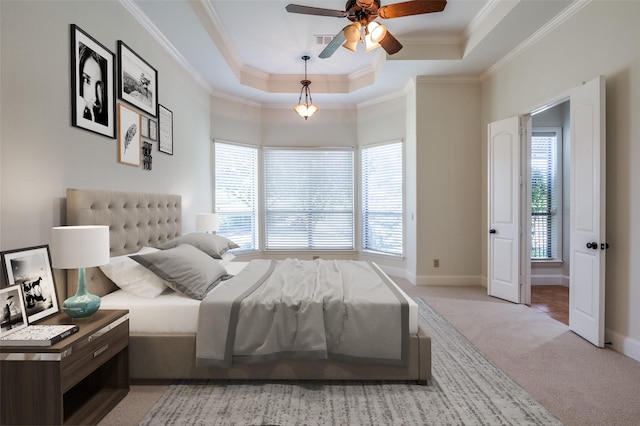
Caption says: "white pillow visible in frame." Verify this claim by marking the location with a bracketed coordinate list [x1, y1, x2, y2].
[99, 247, 169, 298]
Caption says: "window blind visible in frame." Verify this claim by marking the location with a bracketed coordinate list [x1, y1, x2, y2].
[361, 142, 403, 255]
[214, 142, 259, 250]
[531, 131, 560, 259]
[264, 148, 354, 250]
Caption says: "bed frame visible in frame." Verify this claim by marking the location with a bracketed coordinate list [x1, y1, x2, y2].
[65, 188, 431, 383]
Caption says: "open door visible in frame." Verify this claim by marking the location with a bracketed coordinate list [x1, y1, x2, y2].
[488, 116, 521, 303]
[569, 76, 606, 347]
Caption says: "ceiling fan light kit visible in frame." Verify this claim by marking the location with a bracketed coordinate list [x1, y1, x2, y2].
[294, 55, 318, 120]
[286, 0, 447, 58]
[342, 22, 362, 52]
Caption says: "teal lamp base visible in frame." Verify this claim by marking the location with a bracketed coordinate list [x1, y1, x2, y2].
[63, 267, 101, 319]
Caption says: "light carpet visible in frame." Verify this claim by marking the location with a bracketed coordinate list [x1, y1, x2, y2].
[139, 298, 561, 425]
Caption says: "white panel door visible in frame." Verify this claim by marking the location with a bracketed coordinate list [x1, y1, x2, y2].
[488, 116, 521, 303]
[569, 76, 606, 347]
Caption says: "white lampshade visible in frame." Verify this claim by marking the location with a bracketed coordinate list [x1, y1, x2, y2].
[343, 22, 362, 43]
[367, 21, 387, 43]
[51, 225, 110, 269]
[196, 213, 219, 232]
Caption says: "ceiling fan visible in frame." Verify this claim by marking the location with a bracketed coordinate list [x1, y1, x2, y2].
[286, 0, 447, 58]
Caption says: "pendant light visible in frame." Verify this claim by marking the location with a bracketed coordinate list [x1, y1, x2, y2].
[294, 55, 318, 120]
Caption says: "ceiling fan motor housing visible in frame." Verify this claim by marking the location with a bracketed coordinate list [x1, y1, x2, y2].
[347, 0, 381, 25]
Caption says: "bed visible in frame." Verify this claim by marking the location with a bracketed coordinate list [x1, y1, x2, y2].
[65, 188, 431, 383]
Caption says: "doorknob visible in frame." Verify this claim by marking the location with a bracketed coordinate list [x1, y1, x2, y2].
[586, 242, 598, 249]
[489, 229, 496, 234]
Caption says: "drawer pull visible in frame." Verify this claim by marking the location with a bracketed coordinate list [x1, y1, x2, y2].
[93, 344, 109, 358]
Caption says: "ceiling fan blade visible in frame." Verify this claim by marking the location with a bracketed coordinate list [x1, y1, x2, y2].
[319, 28, 347, 59]
[379, 31, 403, 55]
[378, 0, 447, 19]
[286, 4, 349, 18]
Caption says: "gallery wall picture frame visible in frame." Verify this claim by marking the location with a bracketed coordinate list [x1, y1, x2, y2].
[118, 103, 141, 167]
[117, 41, 158, 117]
[70, 24, 116, 138]
[0, 286, 27, 335]
[1, 246, 59, 324]
[141, 116, 149, 138]
[158, 104, 173, 155]
[149, 119, 158, 141]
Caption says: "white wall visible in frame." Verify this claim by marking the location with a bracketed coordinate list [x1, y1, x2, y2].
[416, 79, 482, 285]
[481, 1, 640, 360]
[0, 1, 212, 249]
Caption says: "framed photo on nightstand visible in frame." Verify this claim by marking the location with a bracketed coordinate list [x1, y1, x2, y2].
[1, 245, 59, 324]
[0, 286, 27, 334]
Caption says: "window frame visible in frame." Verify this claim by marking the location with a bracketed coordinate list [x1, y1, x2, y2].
[263, 147, 355, 251]
[360, 140, 404, 257]
[214, 140, 260, 252]
[530, 127, 563, 262]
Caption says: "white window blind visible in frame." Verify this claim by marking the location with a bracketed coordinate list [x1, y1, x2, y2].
[361, 141, 403, 255]
[214, 142, 259, 250]
[531, 129, 562, 260]
[264, 148, 354, 250]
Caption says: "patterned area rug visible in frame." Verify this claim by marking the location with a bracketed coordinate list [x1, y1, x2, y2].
[140, 298, 560, 425]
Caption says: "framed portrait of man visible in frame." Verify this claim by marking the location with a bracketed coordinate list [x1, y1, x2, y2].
[70, 24, 116, 138]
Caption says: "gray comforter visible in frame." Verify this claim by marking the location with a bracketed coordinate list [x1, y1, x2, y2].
[196, 259, 409, 368]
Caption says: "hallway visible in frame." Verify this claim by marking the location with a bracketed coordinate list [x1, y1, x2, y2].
[530, 285, 569, 325]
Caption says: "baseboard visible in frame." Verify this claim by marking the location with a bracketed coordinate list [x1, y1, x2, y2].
[531, 274, 569, 286]
[415, 275, 482, 286]
[376, 264, 411, 282]
[606, 329, 640, 364]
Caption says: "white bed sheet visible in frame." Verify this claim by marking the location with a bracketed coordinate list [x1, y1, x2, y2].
[100, 261, 418, 334]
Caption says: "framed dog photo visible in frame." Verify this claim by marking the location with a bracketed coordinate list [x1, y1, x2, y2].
[118, 41, 158, 117]
[1, 246, 59, 324]
[70, 24, 116, 138]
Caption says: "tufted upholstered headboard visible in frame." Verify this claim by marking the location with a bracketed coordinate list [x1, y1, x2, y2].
[65, 188, 182, 297]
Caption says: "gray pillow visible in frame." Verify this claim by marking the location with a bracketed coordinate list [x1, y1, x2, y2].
[157, 233, 239, 259]
[131, 244, 230, 300]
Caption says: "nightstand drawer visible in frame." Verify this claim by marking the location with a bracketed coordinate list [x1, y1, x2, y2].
[61, 318, 129, 392]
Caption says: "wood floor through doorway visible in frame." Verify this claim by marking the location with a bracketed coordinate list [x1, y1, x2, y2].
[530, 285, 569, 325]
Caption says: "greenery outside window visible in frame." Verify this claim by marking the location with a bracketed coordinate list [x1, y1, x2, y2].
[531, 128, 562, 260]
[264, 148, 354, 250]
[214, 142, 259, 250]
[361, 141, 403, 256]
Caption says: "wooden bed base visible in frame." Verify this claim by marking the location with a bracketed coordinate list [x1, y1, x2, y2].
[65, 188, 432, 384]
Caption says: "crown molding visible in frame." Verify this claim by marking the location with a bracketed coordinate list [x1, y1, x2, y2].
[480, 0, 591, 81]
[119, 0, 213, 93]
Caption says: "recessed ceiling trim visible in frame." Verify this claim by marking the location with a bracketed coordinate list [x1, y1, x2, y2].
[480, 0, 590, 81]
[462, 0, 520, 57]
[388, 41, 463, 61]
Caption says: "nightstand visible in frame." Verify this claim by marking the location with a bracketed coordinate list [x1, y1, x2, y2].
[0, 309, 129, 425]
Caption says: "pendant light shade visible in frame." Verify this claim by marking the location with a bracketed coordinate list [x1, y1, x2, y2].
[294, 55, 318, 120]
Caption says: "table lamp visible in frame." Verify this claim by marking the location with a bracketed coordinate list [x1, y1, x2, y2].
[196, 213, 218, 234]
[51, 225, 110, 319]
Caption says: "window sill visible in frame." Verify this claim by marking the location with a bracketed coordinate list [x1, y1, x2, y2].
[531, 259, 563, 266]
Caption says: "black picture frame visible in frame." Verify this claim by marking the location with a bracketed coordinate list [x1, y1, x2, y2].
[70, 24, 116, 138]
[1, 246, 59, 324]
[117, 41, 158, 117]
[158, 104, 173, 155]
[149, 119, 158, 141]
